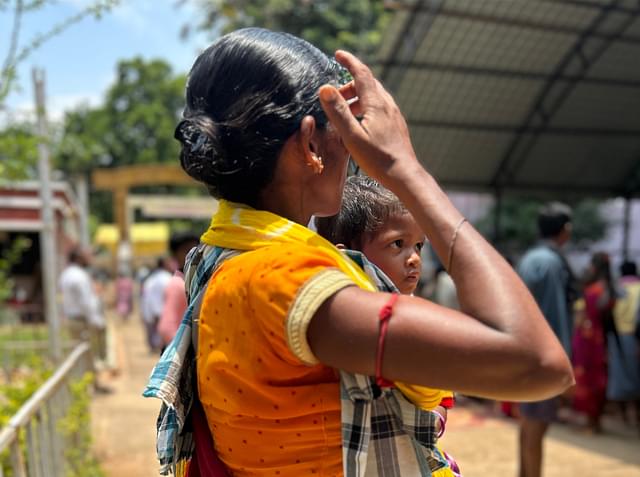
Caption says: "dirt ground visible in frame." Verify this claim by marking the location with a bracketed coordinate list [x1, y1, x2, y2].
[439, 399, 640, 476]
[90, 317, 640, 477]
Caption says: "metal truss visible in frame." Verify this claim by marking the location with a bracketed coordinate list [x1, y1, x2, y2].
[489, 0, 640, 190]
[386, 1, 640, 45]
[379, 0, 445, 92]
[377, 60, 640, 89]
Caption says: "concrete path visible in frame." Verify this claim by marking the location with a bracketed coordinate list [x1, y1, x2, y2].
[90, 317, 161, 477]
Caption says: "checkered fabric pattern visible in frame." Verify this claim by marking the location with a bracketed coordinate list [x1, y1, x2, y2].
[340, 250, 449, 476]
[143, 244, 224, 475]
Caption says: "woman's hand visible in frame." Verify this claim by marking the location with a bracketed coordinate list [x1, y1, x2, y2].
[319, 50, 421, 189]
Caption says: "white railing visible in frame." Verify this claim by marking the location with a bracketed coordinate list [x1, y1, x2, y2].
[0, 343, 91, 477]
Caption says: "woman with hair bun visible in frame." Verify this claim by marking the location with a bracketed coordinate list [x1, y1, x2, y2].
[146, 28, 573, 477]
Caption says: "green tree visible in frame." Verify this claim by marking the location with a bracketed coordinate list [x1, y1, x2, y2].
[55, 57, 188, 223]
[56, 58, 186, 172]
[181, 0, 390, 57]
[0, 124, 39, 180]
[477, 198, 608, 255]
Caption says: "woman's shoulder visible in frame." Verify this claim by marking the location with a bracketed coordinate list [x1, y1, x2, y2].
[209, 243, 350, 302]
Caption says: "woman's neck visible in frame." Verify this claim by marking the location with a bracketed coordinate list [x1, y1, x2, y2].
[255, 187, 310, 226]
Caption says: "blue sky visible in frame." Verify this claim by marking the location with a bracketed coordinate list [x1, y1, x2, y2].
[2, 0, 211, 122]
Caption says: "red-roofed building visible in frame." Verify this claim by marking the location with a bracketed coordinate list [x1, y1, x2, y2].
[0, 181, 81, 322]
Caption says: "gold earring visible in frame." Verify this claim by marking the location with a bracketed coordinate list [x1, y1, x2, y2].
[309, 154, 323, 174]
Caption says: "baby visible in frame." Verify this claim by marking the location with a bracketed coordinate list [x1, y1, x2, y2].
[316, 174, 460, 477]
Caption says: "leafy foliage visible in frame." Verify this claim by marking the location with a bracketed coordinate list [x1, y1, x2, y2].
[54, 57, 188, 223]
[0, 366, 103, 476]
[0, 360, 51, 477]
[477, 197, 608, 254]
[0, 236, 30, 318]
[182, 0, 391, 57]
[0, 125, 39, 181]
[57, 58, 186, 171]
[59, 372, 104, 477]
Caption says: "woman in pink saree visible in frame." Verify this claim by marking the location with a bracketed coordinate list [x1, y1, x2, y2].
[572, 252, 615, 433]
[115, 270, 134, 320]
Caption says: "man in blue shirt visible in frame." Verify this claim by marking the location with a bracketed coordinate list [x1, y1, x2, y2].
[517, 202, 575, 477]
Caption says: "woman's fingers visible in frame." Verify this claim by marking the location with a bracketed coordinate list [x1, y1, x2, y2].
[319, 85, 368, 147]
[348, 99, 363, 117]
[334, 50, 376, 96]
[338, 81, 357, 100]
[327, 50, 419, 186]
[338, 82, 362, 115]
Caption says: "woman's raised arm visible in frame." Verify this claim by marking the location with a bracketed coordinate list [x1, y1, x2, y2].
[307, 51, 574, 401]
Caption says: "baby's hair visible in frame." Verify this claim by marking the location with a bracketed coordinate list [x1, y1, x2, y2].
[316, 175, 407, 249]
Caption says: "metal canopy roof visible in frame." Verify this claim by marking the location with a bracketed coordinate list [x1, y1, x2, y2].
[376, 0, 640, 198]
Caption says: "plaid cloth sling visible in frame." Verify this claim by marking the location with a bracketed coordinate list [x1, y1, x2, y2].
[143, 245, 450, 476]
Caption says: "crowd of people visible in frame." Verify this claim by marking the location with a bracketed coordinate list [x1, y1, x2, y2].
[425, 203, 640, 477]
[58, 233, 199, 383]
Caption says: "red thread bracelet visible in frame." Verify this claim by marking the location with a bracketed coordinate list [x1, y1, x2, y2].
[375, 293, 399, 388]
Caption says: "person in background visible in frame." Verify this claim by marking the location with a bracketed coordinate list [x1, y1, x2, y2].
[115, 268, 134, 321]
[517, 202, 576, 477]
[433, 263, 459, 310]
[572, 252, 615, 434]
[607, 260, 640, 431]
[59, 247, 110, 393]
[158, 232, 200, 350]
[141, 257, 173, 353]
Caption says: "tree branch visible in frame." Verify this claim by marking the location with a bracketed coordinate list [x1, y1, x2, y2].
[0, 0, 119, 106]
[0, 0, 24, 103]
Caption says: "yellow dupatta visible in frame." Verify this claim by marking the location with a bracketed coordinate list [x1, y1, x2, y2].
[200, 200, 376, 291]
[201, 199, 449, 412]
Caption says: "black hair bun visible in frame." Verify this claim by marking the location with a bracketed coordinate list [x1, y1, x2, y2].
[175, 117, 218, 183]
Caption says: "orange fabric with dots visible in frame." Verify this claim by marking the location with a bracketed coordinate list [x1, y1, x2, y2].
[197, 243, 345, 477]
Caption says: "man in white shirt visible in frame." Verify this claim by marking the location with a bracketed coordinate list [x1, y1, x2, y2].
[141, 257, 173, 353]
[59, 247, 109, 392]
[60, 249, 104, 328]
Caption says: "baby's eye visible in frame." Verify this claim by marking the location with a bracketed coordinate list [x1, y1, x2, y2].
[391, 239, 403, 249]
[415, 241, 424, 252]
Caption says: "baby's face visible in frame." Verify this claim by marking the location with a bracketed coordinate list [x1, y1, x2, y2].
[361, 213, 425, 295]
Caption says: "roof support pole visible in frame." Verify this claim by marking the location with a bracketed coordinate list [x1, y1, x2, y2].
[622, 197, 632, 262]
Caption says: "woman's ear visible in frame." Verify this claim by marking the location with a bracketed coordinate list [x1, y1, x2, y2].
[299, 115, 323, 174]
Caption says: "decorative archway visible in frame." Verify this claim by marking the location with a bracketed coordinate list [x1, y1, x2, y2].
[91, 164, 196, 241]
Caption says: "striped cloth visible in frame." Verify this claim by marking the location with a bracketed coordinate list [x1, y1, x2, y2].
[143, 245, 451, 476]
